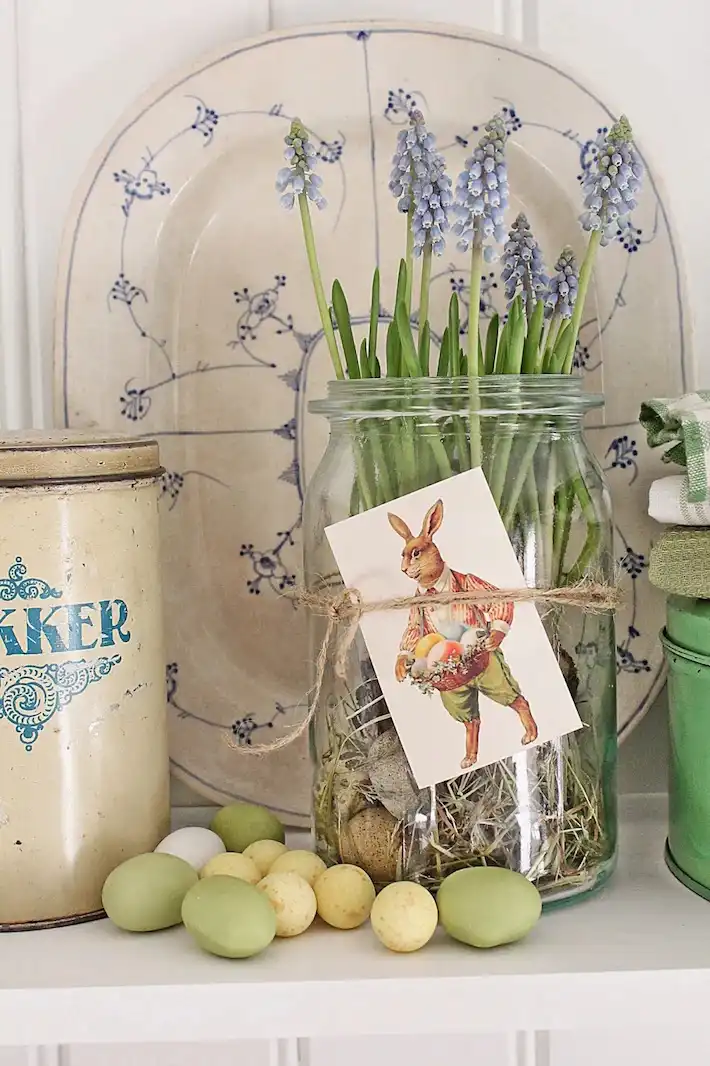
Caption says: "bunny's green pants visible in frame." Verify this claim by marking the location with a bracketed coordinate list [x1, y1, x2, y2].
[439, 651, 521, 723]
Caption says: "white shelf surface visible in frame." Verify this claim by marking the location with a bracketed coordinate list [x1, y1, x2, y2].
[2, 795, 709, 1045]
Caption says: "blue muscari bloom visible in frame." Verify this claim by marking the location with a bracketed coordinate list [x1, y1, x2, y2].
[275, 119, 326, 211]
[453, 114, 509, 262]
[545, 246, 578, 320]
[388, 109, 452, 256]
[579, 115, 644, 245]
[500, 213, 548, 310]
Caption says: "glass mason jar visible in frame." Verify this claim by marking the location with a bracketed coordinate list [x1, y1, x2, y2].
[304, 376, 617, 907]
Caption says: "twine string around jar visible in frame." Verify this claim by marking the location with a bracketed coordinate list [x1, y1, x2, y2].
[225, 578, 621, 756]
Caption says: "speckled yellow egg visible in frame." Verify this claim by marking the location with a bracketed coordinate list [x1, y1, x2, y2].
[270, 849, 327, 887]
[200, 851, 261, 885]
[314, 864, 375, 929]
[370, 881, 438, 953]
[243, 839, 289, 877]
[257, 871, 317, 937]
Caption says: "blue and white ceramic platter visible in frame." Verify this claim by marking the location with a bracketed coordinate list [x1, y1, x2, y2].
[55, 21, 689, 821]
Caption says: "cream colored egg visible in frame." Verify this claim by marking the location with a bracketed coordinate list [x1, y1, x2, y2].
[270, 849, 327, 887]
[314, 864, 375, 929]
[370, 881, 438, 953]
[243, 839, 289, 877]
[257, 871, 317, 937]
[200, 852, 261, 885]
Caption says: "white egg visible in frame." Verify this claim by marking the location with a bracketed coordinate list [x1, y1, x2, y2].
[461, 626, 488, 651]
[155, 827, 226, 871]
[410, 657, 428, 678]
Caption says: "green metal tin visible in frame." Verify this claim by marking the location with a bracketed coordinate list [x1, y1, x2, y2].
[666, 595, 710, 658]
[661, 628, 710, 898]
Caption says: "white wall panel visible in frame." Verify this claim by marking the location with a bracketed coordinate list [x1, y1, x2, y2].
[551, 1027, 705, 1066]
[16, 0, 270, 428]
[309, 1033, 510, 1066]
[0, 0, 32, 431]
[538, 0, 710, 387]
[67, 1042, 271, 1066]
[270, 0, 499, 32]
[0, 1050, 29, 1066]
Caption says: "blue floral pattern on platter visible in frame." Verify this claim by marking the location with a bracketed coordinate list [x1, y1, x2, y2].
[58, 23, 689, 815]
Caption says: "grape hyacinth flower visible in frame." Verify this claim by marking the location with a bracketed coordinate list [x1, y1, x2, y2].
[454, 115, 510, 415]
[275, 120, 326, 211]
[453, 114, 509, 261]
[555, 115, 643, 375]
[275, 119, 343, 378]
[579, 115, 644, 245]
[500, 213, 549, 314]
[545, 247, 578, 320]
[388, 109, 452, 259]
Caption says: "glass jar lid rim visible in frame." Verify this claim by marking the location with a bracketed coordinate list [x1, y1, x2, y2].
[310, 375, 603, 417]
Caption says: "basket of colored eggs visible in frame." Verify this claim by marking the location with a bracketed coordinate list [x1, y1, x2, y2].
[407, 623, 491, 693]
[101, 801, 542, 958]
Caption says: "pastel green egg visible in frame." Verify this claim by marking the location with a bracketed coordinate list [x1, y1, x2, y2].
[437, 867, 542, 949]
[210, 803, 285, 853]
[182, 875, 277, 958]
[102, 852, 198, 932]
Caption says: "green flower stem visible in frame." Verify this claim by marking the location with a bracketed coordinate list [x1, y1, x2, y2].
[565, 477, 601, 583]
[427, 428, 454, 480]
[552, 481, 574, 586]
[453, 416, 471, 472]
[541, 444, 558, 580]
[468, 240, 484, 468]
[467, 241, 483, 366]
[500, 422, 543, 528]
[522, 468, 543, 564]
[562, 445, 603, 584]
[489, 426, 515, 509]
[400, 417, 418, 493]
[562, 229, 601, 375]
[352, 430, 376, 510]
[405, 207, 414, 310]
[418, 239, 433, 340]
[545, 313, 562, 360]
[298, 193, 344, 379]
[367, 420, 395, 501]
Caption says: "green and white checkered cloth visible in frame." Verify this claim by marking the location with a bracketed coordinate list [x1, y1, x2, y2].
[640, 391, 710, 503]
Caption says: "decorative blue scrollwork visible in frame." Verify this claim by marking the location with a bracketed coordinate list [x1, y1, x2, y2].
[0, 557, 61, 602]
[0, 656, 122, 751]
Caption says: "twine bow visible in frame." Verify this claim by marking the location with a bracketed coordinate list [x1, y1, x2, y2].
[226, 578, 621, 756]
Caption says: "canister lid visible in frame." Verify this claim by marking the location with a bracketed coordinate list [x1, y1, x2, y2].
[666, 594, 710, 658]
[0, 432, 162, 484]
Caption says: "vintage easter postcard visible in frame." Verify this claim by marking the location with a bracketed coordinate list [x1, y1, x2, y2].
[325, 467, 583, 788]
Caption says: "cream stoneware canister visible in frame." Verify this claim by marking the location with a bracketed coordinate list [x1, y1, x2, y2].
[0, 433, 170, 930]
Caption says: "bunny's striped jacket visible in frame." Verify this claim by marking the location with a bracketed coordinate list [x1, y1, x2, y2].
[398, 567, 514, 653]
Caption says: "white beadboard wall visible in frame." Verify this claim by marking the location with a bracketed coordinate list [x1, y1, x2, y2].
[0, 2, 708, 1063]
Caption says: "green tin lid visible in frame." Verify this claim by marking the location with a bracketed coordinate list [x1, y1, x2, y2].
[666, 595, 710, 658]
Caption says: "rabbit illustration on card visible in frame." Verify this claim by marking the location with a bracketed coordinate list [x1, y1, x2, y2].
[388, 498, 537, 769]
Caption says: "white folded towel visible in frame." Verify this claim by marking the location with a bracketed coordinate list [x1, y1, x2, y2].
[649, 475, 710, 526]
